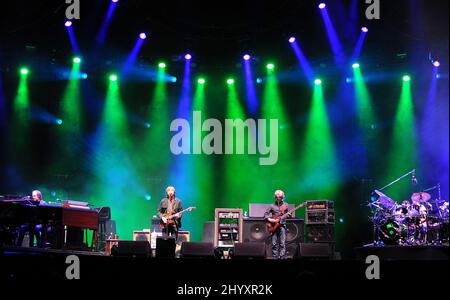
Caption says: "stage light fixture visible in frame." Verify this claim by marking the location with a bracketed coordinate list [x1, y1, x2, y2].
[198, 78, 206, 85]
[73, 57, 81, 64]
[433, 61, 440, 67]
[352, 63, 360, 69]
[109, 74, 118, 81]
[288, 37, 296, 43]
[184, 54, 192, 60]
[361, 27, 369, 33]
[403, 75, 411, 82]
[158, 62, 166, 69]
[314, 78, 322, 85]
[266, 63, 275, 70]
[65, 20, 72, 27]
[243, 54, 251, 61]
[227, 78, 235, 85]
[139, 33, 147, 40]
[318, 3, 326, 9]
[20, 68, 29, 75]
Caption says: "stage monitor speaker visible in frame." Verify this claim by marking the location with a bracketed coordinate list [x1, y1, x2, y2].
[110, 240, 150, 257]
[233, 242, 266, 259]
[180, 242, 215, 258]
[297, 243, 332, 259]
[202, 221, 215, 243]
[156, 237, 176, 258]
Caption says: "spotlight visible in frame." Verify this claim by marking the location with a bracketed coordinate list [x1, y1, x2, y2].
[402, 75, 411, 82]
[198, 78, 206, 85]
[73, 57, 82, 64]
[352, 63, 360, 69]
[346, 77, 352, 83]
[139, 32, 147, 40]
[20, 68, 29, 75]
[112, 0, 119, 3]
[243, 54, 251, 61]
[256, 78, 263, 84]
[81, 73, 88, 79]
[339, 218, 344, 223]
[56, 119, 63, 125]
[361, 27, 369, 33]
[266, 63, 275, 70]
[433, 61, 441, 67]
[109, 74, 118, 81]
[314, 78, 322, 85]
[227, 78, 235, 85]
[184, 54, 192, 60]
[318, 3, 326, 9]
[64, 20, 72, 27]
[144, 194, 151, 201]
[145, 123, 151, 129]
[158, 62, 166, 69]
[288, 37, 296, 43]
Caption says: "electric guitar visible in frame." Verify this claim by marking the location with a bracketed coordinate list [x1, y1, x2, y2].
[266, 202, 306, 233]
[160, 206, 196, 228]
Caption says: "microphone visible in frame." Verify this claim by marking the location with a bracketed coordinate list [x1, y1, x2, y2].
[412, 170, 418, 185]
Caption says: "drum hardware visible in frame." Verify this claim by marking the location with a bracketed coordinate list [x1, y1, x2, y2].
[368, 173, 448, 246]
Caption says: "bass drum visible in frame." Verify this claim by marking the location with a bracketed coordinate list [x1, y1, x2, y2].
[379, 219, 406, 245]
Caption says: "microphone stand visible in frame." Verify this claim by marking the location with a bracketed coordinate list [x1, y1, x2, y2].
[376, 169, 416, 192]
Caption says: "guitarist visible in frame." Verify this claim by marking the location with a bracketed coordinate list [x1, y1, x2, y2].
[158, 186, 183, 240]
[264, 190, 292, 259]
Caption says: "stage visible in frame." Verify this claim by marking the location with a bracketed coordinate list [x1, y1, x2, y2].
[1, 246, 448, 282]
[0, 0, 449, 288]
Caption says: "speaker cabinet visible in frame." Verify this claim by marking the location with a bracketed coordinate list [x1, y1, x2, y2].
[305, 224, 334, 243]
[156, 237, 176, 258]
[243, 218, 304, 259]
[133, 231, 150, 242]
[202, 221, 215, 243]
[233, 242, 266, 259]
[297, 243, 333, 259]
[110, 240, 150, 257]
[181, 242, 215, 258]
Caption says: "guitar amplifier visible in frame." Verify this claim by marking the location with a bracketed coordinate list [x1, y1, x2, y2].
[133, 230, 150, 242]
[305, 200, 335, 224]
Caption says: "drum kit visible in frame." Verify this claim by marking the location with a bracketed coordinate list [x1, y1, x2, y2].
[369, 190, 449, 246]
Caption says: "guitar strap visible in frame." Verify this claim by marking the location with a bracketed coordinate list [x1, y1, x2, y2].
[281, 202, 286, 215]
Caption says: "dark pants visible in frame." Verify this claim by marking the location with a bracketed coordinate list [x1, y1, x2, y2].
[16, 224, 46, 248]
[271, 226, 286, 259]
[162, 225, 178, 241]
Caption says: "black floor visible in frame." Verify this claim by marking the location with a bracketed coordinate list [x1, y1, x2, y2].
[1, 246, 449, 282]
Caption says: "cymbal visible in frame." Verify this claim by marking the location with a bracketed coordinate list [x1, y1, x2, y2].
[374, 190, 394, 202]
[374, 189, 389, 199]
[411, 192, 431, 202]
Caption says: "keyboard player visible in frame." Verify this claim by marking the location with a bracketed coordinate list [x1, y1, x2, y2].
[16, 190, 48, 247]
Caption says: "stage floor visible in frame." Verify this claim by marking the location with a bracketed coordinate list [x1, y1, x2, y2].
[1, 246, 448, 282]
